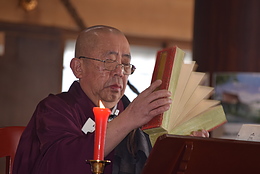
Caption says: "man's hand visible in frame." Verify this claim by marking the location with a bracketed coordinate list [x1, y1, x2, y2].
[190, 129, 209, 137]
[123, 79, 172, 129]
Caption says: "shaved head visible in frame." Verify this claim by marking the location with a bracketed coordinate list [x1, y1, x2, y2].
[75, 25, 124, 58]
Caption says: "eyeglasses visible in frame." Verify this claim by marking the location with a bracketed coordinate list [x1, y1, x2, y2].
[78, 56, 136, 75]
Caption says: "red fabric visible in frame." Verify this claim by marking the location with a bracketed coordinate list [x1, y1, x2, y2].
[13, 81, 124, 174]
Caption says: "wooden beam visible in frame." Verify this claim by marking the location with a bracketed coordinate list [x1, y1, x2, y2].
[60, 0, 86, 30]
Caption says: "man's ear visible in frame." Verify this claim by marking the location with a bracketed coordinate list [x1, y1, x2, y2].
[70, 58, 83, 78]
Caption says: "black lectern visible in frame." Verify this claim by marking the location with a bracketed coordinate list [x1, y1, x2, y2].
[142, 134, 260, 174]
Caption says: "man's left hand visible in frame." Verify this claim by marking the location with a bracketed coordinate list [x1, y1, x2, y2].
[190, 129, 209, 137]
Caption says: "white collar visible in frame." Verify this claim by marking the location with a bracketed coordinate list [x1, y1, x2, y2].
[108, 104, 119, 122]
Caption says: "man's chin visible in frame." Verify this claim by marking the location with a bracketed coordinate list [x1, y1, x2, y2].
[101, 93, 122, 102]
[101, 88, 125, 102]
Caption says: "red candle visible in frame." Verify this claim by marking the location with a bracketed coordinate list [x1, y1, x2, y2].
[93, 100, 111, 160]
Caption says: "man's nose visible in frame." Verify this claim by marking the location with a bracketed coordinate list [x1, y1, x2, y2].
[113, 64, 124, 76]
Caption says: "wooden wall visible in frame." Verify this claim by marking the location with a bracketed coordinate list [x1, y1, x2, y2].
[193, 0, 260, 75]
[0, 22, 66, 127]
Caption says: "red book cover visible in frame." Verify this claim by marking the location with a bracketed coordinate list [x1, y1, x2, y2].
[141, 46, 178, 130]
[141, 46, 226, 146]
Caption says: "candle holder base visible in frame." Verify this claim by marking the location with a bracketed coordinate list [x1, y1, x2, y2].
[87, 160, 111, 174]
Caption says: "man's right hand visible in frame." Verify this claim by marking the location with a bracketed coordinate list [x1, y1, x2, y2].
[123, 79, 172, 129]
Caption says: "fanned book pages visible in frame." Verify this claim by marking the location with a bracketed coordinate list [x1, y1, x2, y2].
[141, 46, 227, 145]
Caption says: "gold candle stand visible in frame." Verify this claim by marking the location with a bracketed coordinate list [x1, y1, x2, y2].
[87, 160, 111, 174]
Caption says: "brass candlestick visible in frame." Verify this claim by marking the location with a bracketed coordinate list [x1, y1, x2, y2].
[87, 160, 111, 174]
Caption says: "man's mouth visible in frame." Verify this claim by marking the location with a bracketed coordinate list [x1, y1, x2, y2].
[109, 84, 122, 90]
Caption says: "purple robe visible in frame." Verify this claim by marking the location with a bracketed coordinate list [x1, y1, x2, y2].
[13, 81, 125, 174]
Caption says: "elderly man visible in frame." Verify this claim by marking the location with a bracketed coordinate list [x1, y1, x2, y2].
[13, 25, 208, 174]
[13, 25, 172, 174]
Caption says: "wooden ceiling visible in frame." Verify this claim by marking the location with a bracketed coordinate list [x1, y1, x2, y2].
[0, 0, 194, 47]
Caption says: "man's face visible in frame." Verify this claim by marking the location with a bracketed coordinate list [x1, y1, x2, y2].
[79, 32, 131, 107]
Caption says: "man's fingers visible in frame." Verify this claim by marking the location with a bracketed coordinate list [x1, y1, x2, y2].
[142, 79, 162, 96]
[190, 129, 209, 137]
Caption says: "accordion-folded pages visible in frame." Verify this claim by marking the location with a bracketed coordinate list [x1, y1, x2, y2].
[141, 46, 227, 145]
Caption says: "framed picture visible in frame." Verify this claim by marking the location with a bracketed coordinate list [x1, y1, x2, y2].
[211, 72, 260, 139]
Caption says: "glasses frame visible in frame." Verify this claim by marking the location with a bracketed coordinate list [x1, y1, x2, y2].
[78, 56, 136, 75]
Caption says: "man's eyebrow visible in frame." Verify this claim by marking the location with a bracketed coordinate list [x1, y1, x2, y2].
[123, 53, 131, 59]
[108, 51, 131, 59]
[108, 51, 118, 56]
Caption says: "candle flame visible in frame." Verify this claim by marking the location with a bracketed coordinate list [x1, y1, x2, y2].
[99, 100, 105, 108]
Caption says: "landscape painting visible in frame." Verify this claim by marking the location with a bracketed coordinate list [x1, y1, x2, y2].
[212, 72, 260, 139]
